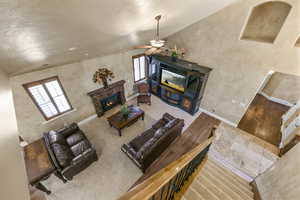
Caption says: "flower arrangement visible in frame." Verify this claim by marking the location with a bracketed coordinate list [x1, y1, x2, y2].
[93, 68, 115, 88]
[120, 105, 130, 118]
[161, 45, 186, 61]
[171, 45, 185, 61]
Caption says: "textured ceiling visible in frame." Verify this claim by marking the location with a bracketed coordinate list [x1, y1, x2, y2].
[0, 0, 236, 76]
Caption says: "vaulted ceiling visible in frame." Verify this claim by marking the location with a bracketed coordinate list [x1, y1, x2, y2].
[0, 0, 237, 76]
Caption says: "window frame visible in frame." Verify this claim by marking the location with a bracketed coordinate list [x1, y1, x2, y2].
[23, 76, 73, 121]
[132, 54, 148, 83]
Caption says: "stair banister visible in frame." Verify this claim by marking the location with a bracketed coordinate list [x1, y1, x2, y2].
[118, 136, 215, 200]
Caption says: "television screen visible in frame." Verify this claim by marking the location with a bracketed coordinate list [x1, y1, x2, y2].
[161, 69, 185, 92]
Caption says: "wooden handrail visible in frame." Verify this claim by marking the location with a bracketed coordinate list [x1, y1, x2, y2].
[117, 136, 214, 200]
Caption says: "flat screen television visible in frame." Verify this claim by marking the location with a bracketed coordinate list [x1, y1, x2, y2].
[161, 68, 186, 92]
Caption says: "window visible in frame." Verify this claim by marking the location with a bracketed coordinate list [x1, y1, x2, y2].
[23, 76, 72, 120]
[132, 54, 147, 82]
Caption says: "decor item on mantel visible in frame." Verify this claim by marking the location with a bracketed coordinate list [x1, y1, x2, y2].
[92, 68, 115, 88]
[169, 45, 185, 62]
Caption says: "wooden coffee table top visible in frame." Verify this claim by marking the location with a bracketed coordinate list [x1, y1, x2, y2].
[24, 138, 55, 184]
[107, 105, 144, 129]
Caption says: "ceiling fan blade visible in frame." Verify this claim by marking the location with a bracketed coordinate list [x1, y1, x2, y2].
[145, 47, 158, 55]
[134, 45, 152, 49]
[153, 49, 162, 54]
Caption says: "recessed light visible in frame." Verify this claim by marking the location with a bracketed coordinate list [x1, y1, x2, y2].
[85, 53, 89, 56]
[68, 47, 77, 51]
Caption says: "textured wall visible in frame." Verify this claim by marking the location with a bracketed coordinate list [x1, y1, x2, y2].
[256, 143, 300, 200]
[166, 0, 300, 124]
[0, 69, 30, 200]
[263, 72, 300, 104]
[10, 49, 143, 142]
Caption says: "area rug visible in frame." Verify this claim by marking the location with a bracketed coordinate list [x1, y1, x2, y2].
[43, 96, 200, 200]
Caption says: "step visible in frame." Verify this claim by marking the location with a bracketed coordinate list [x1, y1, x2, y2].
[204, 163, 254, 198]
[206, 159, 251, 186]
[183, 186, 205, 200]
[190, 179, 220, 200]
[195, 173, 233, 200]
[206, 159, 252, 190]
[200, 168, 253, 200]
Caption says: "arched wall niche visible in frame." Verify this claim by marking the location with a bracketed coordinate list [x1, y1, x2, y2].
[241, 1, 292, 43]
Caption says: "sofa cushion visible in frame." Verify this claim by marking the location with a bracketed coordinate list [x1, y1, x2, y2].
[59, 123, 79, 137]
[71, 140, 90, 157]
[48, 130, 66, 145]
[152, 119, 168, 130]
[52, 143, 74, 168]
[165, 119, 180, 129]
[66, 131, 85, 146]
[153, 127, 168, 139]
[162, 113, 175, 122]
[130, 129, 155, 151]
[136, 137, 159, 160]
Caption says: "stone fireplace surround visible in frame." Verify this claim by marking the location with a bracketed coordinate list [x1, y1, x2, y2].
[87, 80, 126, 117]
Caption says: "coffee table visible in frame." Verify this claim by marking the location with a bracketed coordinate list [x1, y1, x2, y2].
[107, 105, 144, 136]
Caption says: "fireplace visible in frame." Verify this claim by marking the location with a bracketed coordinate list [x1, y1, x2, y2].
[101, 93, 121, 111]
[87, 80, 126, 117]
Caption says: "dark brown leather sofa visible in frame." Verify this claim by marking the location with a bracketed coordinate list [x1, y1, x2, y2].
[44, 123, 98, 181]
[121, 113, 184, 172]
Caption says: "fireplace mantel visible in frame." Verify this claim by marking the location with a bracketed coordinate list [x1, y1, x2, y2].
[87, 80, 126, 117]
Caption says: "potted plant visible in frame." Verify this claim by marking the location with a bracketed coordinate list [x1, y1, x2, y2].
[93, 68, 115, 88]
[120, 105, 130, 118]
[171, 45, 181, 62]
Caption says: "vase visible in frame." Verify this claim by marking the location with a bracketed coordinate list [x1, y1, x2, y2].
[171, 56, 177, 62]
[102, 78, 109, 88]
[123, 113, 129, 119]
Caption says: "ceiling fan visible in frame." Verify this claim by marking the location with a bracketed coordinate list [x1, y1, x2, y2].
[135, 15, 168, 55]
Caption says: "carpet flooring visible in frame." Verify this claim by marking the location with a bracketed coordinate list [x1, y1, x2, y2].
[42, 96, 200, 200]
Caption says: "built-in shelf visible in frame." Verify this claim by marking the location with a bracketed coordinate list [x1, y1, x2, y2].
[241, 1, 292, 44]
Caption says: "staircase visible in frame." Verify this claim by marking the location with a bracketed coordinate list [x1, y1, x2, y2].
[182, 159, 254, 200]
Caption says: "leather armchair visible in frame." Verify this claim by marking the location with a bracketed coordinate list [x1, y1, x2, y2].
[137, 82, 151, 106]
[44, 123, 98, 181]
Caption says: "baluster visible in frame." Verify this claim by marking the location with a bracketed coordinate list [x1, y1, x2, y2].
[159, 184, 165, 200]
[167, 171, 181, 199]
[177, 165, 189, 190]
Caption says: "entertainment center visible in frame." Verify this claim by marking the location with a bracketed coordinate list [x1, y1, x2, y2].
[148, 55, 212, 115]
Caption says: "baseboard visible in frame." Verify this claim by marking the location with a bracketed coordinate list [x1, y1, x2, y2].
[199, 108, 238, 127]
[78, 114, 97, 126]
[259, 92, 293, 107]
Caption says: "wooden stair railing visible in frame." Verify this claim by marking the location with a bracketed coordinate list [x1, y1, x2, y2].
[118, 136, 214, 200]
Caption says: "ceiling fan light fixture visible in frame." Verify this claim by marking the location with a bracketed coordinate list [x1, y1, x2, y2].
[150, 39, 165, 48]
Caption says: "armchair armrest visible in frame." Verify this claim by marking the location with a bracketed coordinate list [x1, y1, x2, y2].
[62, 148, 98, 180]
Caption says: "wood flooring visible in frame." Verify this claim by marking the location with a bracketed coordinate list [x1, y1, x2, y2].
[238, 94, 289, 146]
[132, 113, 220, 187]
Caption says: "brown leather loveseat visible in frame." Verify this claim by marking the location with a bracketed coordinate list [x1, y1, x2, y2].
[44, 123, 98, 181]
[121, 113, 184, 172]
